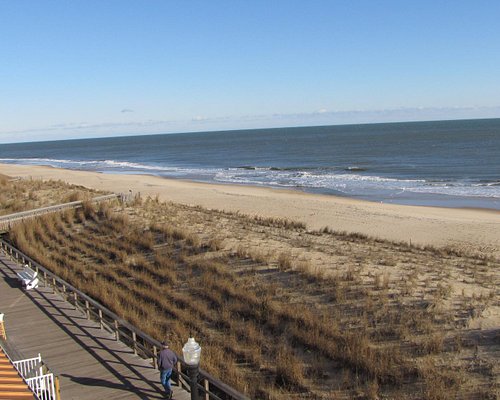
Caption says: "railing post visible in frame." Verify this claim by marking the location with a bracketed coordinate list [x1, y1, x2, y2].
[177, 361, 182, 387]
[38, 353, 43, 377]
[73, 292, 78, 309]
[153, 345, 158, 369]
[55, 376, 61, 400]
[98, 309, 103, 329]
[43, 271, 47, 287]
[52, 277, 56, 293]
[132, 331, 137, 355]
[204, 379, 210, 400]
[85, 300, 90, 319]
[114, 320, 120, 341]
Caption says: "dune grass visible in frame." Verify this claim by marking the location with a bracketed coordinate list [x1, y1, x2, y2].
[4, 190, 499, 399]
[0, 176, 103, 215]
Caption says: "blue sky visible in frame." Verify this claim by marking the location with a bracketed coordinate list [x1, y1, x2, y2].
[1, 1, 499, 143]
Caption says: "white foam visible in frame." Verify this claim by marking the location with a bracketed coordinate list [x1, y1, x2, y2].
[214, 169, 500, 199]
[1, 157, 498, 200]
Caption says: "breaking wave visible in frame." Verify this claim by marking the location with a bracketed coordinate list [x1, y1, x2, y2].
[1, 157, 499, 200]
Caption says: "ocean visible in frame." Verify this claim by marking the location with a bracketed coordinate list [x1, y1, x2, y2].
[1, 118, 499, 209]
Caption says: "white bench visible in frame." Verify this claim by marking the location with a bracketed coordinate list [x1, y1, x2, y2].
[17, 265, 39, 290]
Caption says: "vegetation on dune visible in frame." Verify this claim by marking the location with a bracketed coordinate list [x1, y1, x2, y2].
[2, 178, 498, 399]
[0, 176, 103, 215]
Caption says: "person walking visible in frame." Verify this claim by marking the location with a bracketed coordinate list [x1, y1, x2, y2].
[158, 341, 178, 399]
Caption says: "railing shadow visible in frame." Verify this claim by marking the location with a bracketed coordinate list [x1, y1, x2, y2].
[60, 373, 159, 400]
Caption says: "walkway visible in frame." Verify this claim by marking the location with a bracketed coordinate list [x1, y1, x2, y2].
[0, 194, 119, 233]
[0, 252, 189, 400]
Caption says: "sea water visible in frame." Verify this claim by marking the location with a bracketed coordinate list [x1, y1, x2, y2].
[1, 118, 499, 209]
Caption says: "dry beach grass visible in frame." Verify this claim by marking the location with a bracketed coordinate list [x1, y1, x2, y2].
[1, 175, 498, 399]
[0, 173, 102, 215]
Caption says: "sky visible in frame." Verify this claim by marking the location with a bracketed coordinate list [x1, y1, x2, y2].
[1, 0, 500, 143]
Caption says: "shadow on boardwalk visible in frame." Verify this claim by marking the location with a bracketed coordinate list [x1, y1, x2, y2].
[0, 252, 189, 400]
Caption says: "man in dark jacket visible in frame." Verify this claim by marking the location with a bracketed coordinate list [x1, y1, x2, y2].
[158, 341, 178, 399]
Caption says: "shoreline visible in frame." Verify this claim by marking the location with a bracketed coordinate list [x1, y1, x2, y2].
[5, 161, 500, 212]
[2, 162, 499, 258]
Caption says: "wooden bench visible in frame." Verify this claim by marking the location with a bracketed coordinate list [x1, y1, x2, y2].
[16, 265, 39, 290]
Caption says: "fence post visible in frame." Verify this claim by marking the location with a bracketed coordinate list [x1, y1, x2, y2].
[98, 309, 103, 329]
[85, 301, 90, 319]
[54, 376, 61, 400]
[177, 361, 183, 388]
[153, 345, 158, 369]
[114, 320, 120, 341]
[132, 331, 137, 355]
[73, 292, 78, 309]
[204, 379, 210, 400]
[52, 277, 56, 293]
[43, 271, 48, 287]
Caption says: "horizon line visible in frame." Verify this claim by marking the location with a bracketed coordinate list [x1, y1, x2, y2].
[1, 114, 500, 145]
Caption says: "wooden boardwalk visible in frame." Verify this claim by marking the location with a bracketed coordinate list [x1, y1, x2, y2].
[0, 194, 119, 233]
[0, 252, 190, 400]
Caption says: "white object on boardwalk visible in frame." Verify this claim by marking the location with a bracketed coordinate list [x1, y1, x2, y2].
[17, 265, 39, 290]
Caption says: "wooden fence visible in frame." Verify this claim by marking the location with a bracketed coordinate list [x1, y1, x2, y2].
[0, 194, 120, 232]
[0, 239, 250, 400]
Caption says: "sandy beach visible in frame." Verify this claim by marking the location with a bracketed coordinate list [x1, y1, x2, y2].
[2, 162, 499, 258]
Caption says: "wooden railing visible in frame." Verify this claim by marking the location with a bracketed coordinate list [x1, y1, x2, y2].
[0, 194, 120, 232]
[0, 239, 250, 400]
[13, 354, 58, 400]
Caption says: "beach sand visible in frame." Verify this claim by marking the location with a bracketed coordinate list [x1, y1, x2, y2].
[2, 162, 499, 258]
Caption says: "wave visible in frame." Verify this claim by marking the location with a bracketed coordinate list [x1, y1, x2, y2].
[344, 166, 368, 172]
[214, 169, 500, 199]
[1, 157, 499, 200]
[473, 181, 500, 187]
[235, 165, 325, 172]
[235, 165, 370, 172]
[0, 157, 179, 173]
[0, 157, 86, 165]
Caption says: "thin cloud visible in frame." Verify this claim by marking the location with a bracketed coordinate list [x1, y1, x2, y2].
[121, 109, 134, 113]
[1, 106, 499, 144]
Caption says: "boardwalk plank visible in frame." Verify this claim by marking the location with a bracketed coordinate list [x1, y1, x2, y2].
[0, 252, 190, 400]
